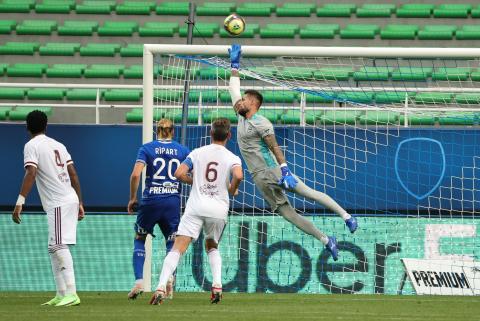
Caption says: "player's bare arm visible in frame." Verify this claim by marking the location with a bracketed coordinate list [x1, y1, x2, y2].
[67, 164, 85, 221]
[228, 165, 244, 196]
[174, 163, 193, 185]
[12, 165, 37, 224]
[263, 134, 286, 165]
[128, 162, 144, 214]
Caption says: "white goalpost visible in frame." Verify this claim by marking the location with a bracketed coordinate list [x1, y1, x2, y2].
[142, 45, 480, 295]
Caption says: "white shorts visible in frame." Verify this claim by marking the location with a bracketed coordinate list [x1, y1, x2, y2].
[176, 214, 226, 243]
[47, 203, 79, 246]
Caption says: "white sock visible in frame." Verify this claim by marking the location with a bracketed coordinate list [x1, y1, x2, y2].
[49, 251, 66, 297]
[157, 250, 181, 290]
[56, 248, 77, 295]
[207, 248, 222, 287]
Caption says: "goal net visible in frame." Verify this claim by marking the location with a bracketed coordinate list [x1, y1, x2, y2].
[145, 45, 480, 295]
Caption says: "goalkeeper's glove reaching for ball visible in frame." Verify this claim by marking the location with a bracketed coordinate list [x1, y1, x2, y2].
[278, 163, 298, 189]
[229, 44, 241, 70]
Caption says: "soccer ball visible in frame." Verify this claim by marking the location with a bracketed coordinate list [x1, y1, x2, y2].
[223, 14, 245, 36]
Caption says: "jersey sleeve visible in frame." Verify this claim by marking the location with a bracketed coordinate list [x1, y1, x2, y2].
[63, 145, 73, 166]
[231, 155, 242, 170]
[135, 146, 147, 164]
[254, 117, 275, 138]
[23, 142, 38, 168]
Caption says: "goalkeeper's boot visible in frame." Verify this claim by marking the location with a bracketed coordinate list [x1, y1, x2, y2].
[41, 295, 63, 306]
[55, 293, 81, 307]
[149, 287, 166, 305]
[210, 285, 222, 304]
[166, 275, 175, 299]
[326, 236, 338, 261]
[345, 216, 358, 234]
[127, 284, 144, 300]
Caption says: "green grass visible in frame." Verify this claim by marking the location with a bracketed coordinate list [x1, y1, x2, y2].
[0, 292, 479, 321]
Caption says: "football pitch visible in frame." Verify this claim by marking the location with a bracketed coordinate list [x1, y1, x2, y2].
[0, 292, 478, 321]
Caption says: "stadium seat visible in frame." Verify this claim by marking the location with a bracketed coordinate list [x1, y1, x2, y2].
[46, 64, 86, 78]
[139, 22, 178, 37]
[438, 112, 477, 125]
[400, 113, 437, 126]
[375, 92, 411, 104]
[84, 64, 124, 78]
[156, 2, 189, 15]
[7, 63, 47, 77]
[456, 25, 480, 40]
[203, 108, 237, 123]
[276, 3, 315, 17]
[0, 106, 11, 120]
[80, 43, 120, 57]
[198, 67, 229, 79]
[396, 4, 433, 18]
[76, 1, 115, 14]
[472, 5, 480, 18]
[236, 3, 275, 16]
[320, 110, 361, 125]
[380, 25, 418, 40]
[0, 0, 34, 13]
[0, 87, 27, 99]
[356, 4, 395, 18]
[432, 68, 471, 81]
[178, 22, 219, 37]
[219, 23, 258, 38]
[470, 70, 480, 81]
[0, 63, 8, 75]
[305, 92, 334, 103]
[0, 42, 39, 55]
[120, 44, 143, 57]
[126, 108, 143, 122]
[277, 67, 313, 79]
[340, 24, 380, 39]
[260, 24, 299, 38]
[261, 91, 297, 103]
[415, 92, 453, 104]
[299, 24, 340, 39]
[104, 89, 142, 101]
[433, 4, 472, 18]
[116, 1, 155, 15]
[313, 67, 354, 81]
[16, 20, 57, 35]
[0, 20, 16, 34]
[257, 108, 281, 122]
[27, 88, 65, 100]
[280, 109, 319, 125]
[154, 89, 181, 101]
[66, 89, 100, 101]
[98, 21, 139, 36]
[123, 65, 143, 79]
[353, 67, 393, 81]
[39, 43, 80, 56]
[391, 67, 433, 81]
[316, 4, 356, 17]
[161, 66, 186, 79]
[336, 91, 375, 104]
[9, 107, 52, 120]
[197, 2, 235, 16]
[359, 111, 400, 125]
[58, 20, 98, 36]
[418, 25, 457, 40]
[455, 93, 480, 104]
[35, 0, 74, 14]
[188, 90, 225, 103]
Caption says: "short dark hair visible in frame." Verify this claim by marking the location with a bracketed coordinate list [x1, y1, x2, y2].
[211, 118, 231, 141]
[26, 110, 48, 135]
[244, 89, 263, 108]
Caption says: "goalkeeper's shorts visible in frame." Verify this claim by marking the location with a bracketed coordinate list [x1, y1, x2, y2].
[252, 167, 291, 212]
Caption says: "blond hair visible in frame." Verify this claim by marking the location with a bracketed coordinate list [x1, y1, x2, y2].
[156, 118, 174, 139]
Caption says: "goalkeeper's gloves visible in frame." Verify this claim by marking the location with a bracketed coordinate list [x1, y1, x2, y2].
[229, 44, 242, 70]
[278, 163, 298, 189]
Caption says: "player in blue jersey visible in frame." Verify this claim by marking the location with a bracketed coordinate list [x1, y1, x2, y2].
[127, 118, 190, 300]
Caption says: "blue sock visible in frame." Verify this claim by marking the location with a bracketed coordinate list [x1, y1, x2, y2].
[133, 238, 145, 280]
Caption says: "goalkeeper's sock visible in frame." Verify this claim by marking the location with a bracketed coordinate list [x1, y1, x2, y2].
[157, 250, 181, 289]
[133, 238, 146, 280]
[207, 248, 222, 286]
[278, 204, 329, 245]
[49, 248, 66, 297]
[56, 247, 77, 295]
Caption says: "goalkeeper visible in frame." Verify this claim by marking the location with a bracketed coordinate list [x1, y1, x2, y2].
[228, 44, 357, 260]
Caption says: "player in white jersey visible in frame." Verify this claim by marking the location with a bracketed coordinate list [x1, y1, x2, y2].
[12, 110, 84, 307]
[150, 118, 243, 305]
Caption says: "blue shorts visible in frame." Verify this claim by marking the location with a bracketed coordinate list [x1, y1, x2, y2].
[135, 197, 180, 243]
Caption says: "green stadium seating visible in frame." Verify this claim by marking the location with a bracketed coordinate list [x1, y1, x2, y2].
[9, 107, 52, 120]
[299, 24, 340, 39]
[203, 108, 237, 123]
[313, 68, 354, 81]
[0, 20, 16, 34]
[320, 110, 361, 125]
[58, 21, 98, 36]
[7, 63, 47, 77]
[236, 3, 274, 17]
[359, 111, 400, 125]
[197, 2, 235, 16]
[39, 43, 80, 56]
[27, 88, 65, 100]
[280, 110, 320, 125]
[76, 1, 115, 14]
[120, 44, 143, 57]
[261, 91, 297, 103]
[456, 25, 480, 40]
[46, 64, 86, 78]
[391, 67, 433, 81]
[257, 109, 281, 123]
[418, 25, 457, 40]
[438, 112, 477, 125]
[98, 21, 138, 36]
[0, 0, 34, 13]
[317, 4, 356, 17]
[158, 108, 198, 123]
[0, 87, 27, 99]
[403, 113, 437, 126]
[277, 67, 313, 79]
[80, 43, 120, 57]
[104, 89, 142, 101]
[380, 25, 418, 40]
[305, 92, 334, 103]
[0, 106, 11, 120]
[139, 22, 178, 37]
[116, 1, 154, 15]
[35, 0, 74, 14]
[353, 67, 393, 81]
[455, 93, 480, 104]
[472, 6, 480, 18]
[470, 70, 480, 81]
[66, 89, 100, 101]
[84, 64, 124, 78]
[340, 24, 380, 39]
[396, 4, 433, 18]
[0, 42, 39, 55]
[219, 23, 258, 38]
[356, 4, 395, 18]
[156, 2, 189, 15]
[0, 63, 8, 75]
[179, 22, 219, 37]
[336, 91, 375, 104]
[276, 3, 315, 17]
[16, 20, 57, 35]
[432, 67, 471, 81]
[161, 66, 188, 79]
[126, 108, 142, 122]
[375, 92, 411, 104]
[154, 89, 181, 101]
[434, 4, 472, 18]
[123, 65, 143, 79]
[260, 24, 299, 38]
[415, 92, 453, 104]
[198, 68, 228, 79]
